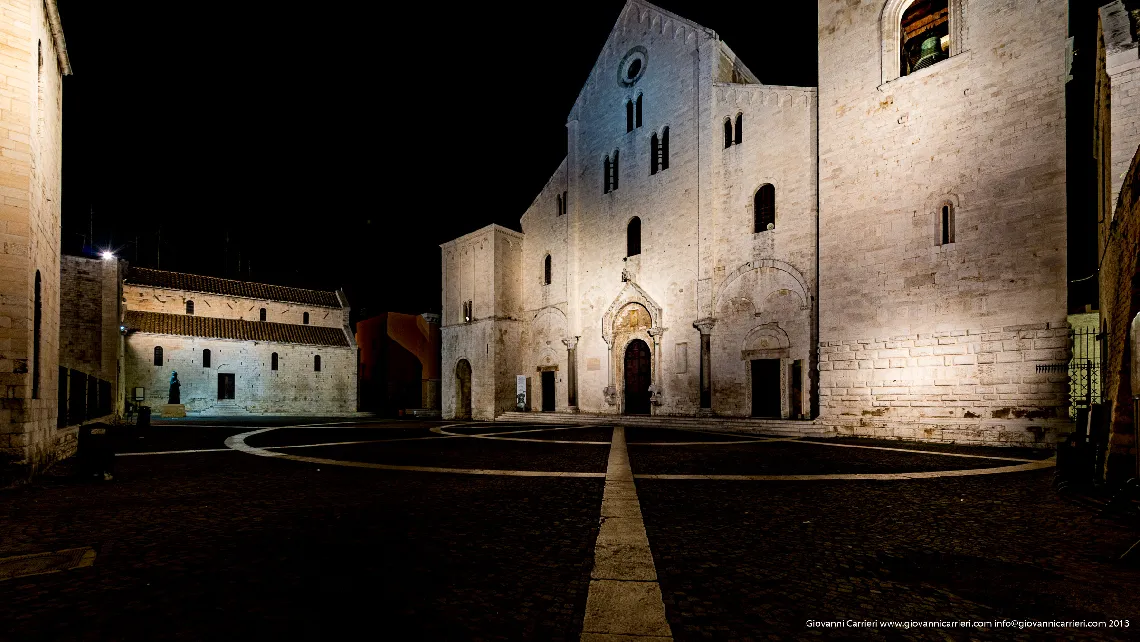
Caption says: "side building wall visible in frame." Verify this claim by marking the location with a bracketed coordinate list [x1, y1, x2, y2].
[816, 0, 1072, 445]
[124, 286, 346, 329]
[0, 1, 68, 473]
[58, 255, 125, 427]
[124, 335, 356, 415]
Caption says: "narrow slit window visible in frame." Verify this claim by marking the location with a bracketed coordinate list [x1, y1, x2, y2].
[32, 271, 41, 398]
[735, 113, 743, 145]
[754, 184, 775, 232]
[271, 352, 279, 370]
[604, 156, 611, 194]
[724, 119, 733, 148]
[314, 355, 321, 372]
[612, 150, 619, 191]
[202, 349, 211, 368]
[627, 217, 641, 257]
[626, 100, 634, 133]
[154, 346, 163, 367]
[303, 311, 310, 325]
[259, 307, 267, 322]
[650, 133, 659, 175]
[661, 127, 669, 170]
[556, 194, 563, 216]
[563, 191, 568, 214]
[186, 300, 194, 315]
[544, 254, 552, 285]
[940, 204, 955, 245]
[635, 94, 643, 128]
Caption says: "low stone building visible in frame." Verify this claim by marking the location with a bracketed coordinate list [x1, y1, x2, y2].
[122, 268, 357, 416]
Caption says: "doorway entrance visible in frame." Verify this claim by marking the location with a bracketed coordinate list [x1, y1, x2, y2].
[541, 371, 555, 412]
[624, 339, 651, 415]
[455, 359, 472, 419]
[750, 359, 780, 418]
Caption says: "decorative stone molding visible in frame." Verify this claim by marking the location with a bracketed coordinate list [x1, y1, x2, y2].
[601, 280, 662, 346]
[562, 336, 579, 350]
[693, 318, 717, 335]
[714, 259, 811, 312]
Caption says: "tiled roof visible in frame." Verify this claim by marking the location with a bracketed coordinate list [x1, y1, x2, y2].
[125, 311, 350, 347]
[125, 267, 342, 308]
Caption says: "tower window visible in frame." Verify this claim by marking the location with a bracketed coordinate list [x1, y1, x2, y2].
[271, 352, 278, 370]
[259, 307, 266, 322]
[939, 203, 955, 245]
[556, 194, 563, 216]
[303, 311, 309, 325]
[202, 349, 211, 368]
[627, 217, 641, 257]
[463, 300, 473, 323]
[154, 346, 163, 367]
[724, 119, 733, 148]
[754, 184, 775, 232]
[186, 300, 194, 315]
[635, 94, 643, 128]
[626, 100, 634, 133]
[612, 150, 619, 191]
[604, 156, 611, 194]
[650, 133, 659, 175]
[563, 191, 568, 215]
[660, 127, 669, 170]
[544, 254, 552, 285]
[32, 271, 41, 398]
[734, 113, 743, 145]
[900, 0, 949, 77]
[314, 355, 321, 372]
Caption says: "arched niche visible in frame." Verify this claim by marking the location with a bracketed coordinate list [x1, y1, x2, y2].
[741, 322, 791, 361]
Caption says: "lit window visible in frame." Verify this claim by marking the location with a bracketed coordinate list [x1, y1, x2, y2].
[900, 0, 949, 77]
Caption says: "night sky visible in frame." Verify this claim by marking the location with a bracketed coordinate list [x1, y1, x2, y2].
[53, 1, 1096, 323]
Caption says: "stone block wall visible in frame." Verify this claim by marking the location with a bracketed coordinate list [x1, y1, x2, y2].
[125, 334, 356, 415]
[124, 286, 345, 329]
[0, 1, 68, 472]
[59, 255, 125, 418]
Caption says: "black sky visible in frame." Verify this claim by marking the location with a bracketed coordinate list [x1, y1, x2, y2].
[53, 1, 1097, 322]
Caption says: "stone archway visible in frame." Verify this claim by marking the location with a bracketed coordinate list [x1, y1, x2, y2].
[455, 359, 472, 420]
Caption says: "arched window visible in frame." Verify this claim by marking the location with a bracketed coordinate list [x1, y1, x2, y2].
[627, 217, 641, 257]
[562, 191, 568, 214]
[900, 0, 949, 77]
[185, 300, 194, 315]
[612, 150, 619, 191]
[303, 312, 310, 325]
[202, 349, 211, 368]
[754, 184, 775, 232]
[604, 156, 611, 194]
[314, 355, 321, 372]
[661, 127, 669, 170]
[543, 254, 552, 285]
[32, 271, 41, 398]
[939, 203, 955, 245]
[626, 100, 634, 133]
[635, 94, 643, 128]
[154, 346, 163, 366]
[734, 113, 743, 145]
[556, 194, 563, 216]
[650, 133, 659, 175]
[271, 352, 278, 371]
[724, 119, 733, 148]
[259, 307, 266, 322]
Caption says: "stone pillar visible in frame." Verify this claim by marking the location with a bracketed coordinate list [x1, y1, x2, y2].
[693, 318, 716, 411]
[563, 336, 579, 412]
[648, 327, 665, 407]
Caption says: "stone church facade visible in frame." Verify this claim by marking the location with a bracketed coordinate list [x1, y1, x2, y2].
[122, 268, 357, 416]
[442, 0, 1076, 444]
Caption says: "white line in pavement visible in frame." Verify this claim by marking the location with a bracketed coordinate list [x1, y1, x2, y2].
[581, 427, 673, 639]
[635, 457, 1056, 481]
[788, 439, 1036, 462]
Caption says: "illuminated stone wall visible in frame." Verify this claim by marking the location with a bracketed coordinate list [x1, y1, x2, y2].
[815, 0, 1071, 444]
[124, 334, 356, 415]
[0, 1, 69, 473]
[59, 255, 125, 417]
[123, 286, 347, 329]
[1098, 1, 1140, 214]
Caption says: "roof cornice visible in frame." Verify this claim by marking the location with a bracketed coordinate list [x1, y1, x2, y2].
[45, 0, 71, 75]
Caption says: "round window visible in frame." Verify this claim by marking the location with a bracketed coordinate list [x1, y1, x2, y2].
[617, 47, 647, 86]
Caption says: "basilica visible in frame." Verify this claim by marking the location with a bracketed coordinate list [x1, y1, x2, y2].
[440, 0, 1086, 446]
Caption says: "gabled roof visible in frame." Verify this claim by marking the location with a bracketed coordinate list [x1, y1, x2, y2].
[567, 0, 718, 122]
[125, 267, 343, 308]
[125, 310, 350, 347]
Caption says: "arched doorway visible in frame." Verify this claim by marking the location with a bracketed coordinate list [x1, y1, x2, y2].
[623, 339, 651, 415]
[455, 359, 472, 419]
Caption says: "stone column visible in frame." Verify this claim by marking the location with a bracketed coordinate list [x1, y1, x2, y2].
[563, 336, 579, 412]
[693, 318, 716, 411]
[648, 327, 665, 407]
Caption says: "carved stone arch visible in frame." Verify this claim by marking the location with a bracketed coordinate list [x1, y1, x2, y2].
[531, 305, 568, 326]
[602, 280, 662, 346]
[741, 322, 791, 360]
[714, 259, 811, 312]
[880, 0, 965, 86]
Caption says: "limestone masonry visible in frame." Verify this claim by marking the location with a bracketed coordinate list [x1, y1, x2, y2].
[441, 0, 1091, 447]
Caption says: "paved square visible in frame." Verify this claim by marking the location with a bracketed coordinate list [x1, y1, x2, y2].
[1, 418, 1137, 640]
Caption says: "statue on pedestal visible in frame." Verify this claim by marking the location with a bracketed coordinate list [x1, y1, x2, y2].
[168, 371, 180, 404]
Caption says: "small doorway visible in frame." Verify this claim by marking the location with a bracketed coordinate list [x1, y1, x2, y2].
[750, 359, 780, 418]
[455, 359, 472, 419]
[218, 373, 236, 400]
[624, 339, 651, 415]
[541, 371, 555, 412]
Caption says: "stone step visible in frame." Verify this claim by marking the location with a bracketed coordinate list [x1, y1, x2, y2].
[493, 411, 836, 438]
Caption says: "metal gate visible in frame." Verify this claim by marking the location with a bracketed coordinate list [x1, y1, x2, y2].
[1067, 327, 1102, 420]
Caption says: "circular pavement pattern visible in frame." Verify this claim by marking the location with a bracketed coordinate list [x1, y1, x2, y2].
[220, 422, 1056, 481]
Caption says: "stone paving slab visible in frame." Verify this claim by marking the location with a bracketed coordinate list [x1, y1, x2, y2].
[630, 441, 1021, 476]
[638, 472, 1140, 641]
[244, 426, 434, 447]
[283, 438, 610, 473]
[625, 427, 764, 443]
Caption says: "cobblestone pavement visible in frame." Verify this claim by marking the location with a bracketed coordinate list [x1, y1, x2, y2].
[1, 418, 1137, 641]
